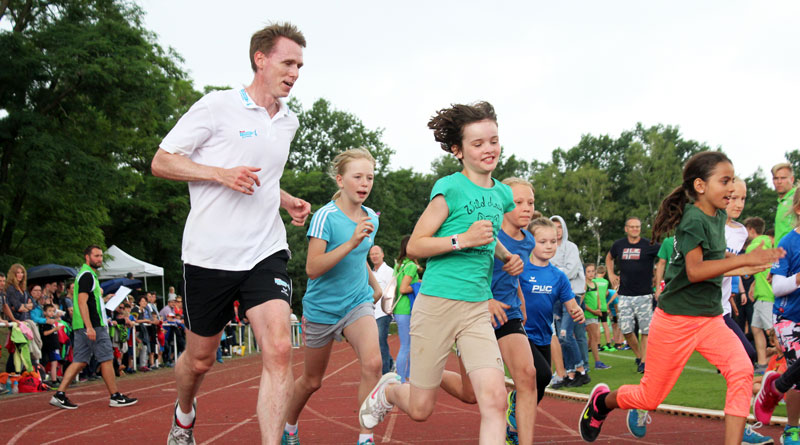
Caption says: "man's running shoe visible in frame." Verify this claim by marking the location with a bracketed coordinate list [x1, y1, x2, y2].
[579, 373, 592, 386]
[626, 409, 650, 438]
[109, 392, 138, 407]
[742, 422, 773, 444]
[506, 390, 517, 429]
[359, 372, 400, 429]
[579, 383, 610, 442]
[281, 429, 299, 445]
[782, 426, 800, 444]
[755, 371, 783, 424]
[505, 425, 519, 445]
[619, 343, 631, 350]
[168, 399, 197, 445]
[637, 361, 645, 373]
[357, 438, 375, 445]
[595, 361, 611, 370]
[49, 392, 78, 410]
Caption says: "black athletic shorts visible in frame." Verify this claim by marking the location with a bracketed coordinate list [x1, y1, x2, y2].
[494, 318, 527, 340]
[600, 311, 609, 323]
[182, 250, 291, 337]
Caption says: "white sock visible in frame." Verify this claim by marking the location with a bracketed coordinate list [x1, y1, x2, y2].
[359, 433, 373, 443]
[284, 423, 298, 434]
[175, 405, 195, 428]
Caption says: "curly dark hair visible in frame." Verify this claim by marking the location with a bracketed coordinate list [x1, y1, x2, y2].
[651, 151, 732, 242]
[427, 101, 497, 154]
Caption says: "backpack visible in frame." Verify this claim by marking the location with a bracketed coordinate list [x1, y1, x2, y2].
[18, 371, 47, 393]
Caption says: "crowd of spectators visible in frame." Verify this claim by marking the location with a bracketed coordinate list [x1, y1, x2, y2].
[0, 272, 249, 395]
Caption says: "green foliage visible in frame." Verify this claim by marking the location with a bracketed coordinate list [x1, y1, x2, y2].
[531, 123, 709, 264]
[0, 0, 197, 285]
[287, 97, 394, 174]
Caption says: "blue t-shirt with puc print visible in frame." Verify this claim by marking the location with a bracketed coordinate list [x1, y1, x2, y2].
[303, 201, 379, 324]
[521, 263, 575, 346]
[491, 228, 535, 327]
[772, 229, 800, 322]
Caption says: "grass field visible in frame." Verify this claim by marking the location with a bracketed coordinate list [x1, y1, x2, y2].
[564, 348, 786, 417]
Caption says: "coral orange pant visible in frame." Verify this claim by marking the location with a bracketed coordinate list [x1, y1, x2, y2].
[616, 308, 753, 417]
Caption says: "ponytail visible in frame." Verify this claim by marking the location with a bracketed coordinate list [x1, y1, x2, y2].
[651, 150, 732, 243]
[652, 185, 689, 242]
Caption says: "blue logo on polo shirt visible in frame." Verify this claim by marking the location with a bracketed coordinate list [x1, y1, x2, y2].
[239, 129, 258, 139]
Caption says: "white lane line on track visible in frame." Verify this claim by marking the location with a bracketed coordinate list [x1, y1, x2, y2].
[199, 415, 257, 445]
[0, 360, 257, 424]
[9, 410, 64, 445]
[201, 355, 361, 445]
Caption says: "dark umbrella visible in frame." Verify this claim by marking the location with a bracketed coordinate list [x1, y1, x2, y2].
[27, 264, 78, 283]
[100, 278, 142, 295]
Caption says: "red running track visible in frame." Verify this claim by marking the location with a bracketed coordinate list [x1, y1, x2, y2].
[0, 335, 786, 444]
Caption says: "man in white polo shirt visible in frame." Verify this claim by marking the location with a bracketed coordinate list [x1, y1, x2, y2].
[151, 22, 311, 445]
[369, 245, 395, 374]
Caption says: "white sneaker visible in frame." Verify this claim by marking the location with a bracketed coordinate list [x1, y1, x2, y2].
[359, 372, 400, 429]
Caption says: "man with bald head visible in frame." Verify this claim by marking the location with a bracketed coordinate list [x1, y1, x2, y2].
[369, 245, 395, 374]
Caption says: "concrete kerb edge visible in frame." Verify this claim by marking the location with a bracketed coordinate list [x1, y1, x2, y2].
[543, 388, 789, 427]
[503, 378, 787, 427]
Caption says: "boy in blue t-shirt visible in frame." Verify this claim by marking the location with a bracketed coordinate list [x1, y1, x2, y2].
[522, 218, 585, 387]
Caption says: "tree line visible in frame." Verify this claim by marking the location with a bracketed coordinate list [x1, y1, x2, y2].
[1, 0, 796, 316]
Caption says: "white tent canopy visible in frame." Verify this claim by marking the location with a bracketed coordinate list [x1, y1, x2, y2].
[99, 245, 166, 303]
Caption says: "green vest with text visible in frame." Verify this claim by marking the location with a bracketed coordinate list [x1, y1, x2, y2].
[72, 263, 106, 329]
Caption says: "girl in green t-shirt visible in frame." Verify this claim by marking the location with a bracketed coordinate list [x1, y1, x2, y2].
[359, 101, 523, 442]
[392, 235, 419, 383]
[584, 264, 611, 370]
[578, 151, 786, 445]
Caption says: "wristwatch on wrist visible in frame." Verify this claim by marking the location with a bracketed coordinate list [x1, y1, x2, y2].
[451, 234, 461, 250]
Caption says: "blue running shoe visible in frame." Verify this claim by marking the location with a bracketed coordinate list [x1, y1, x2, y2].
[742, 422, 773, 444]
[281, 429, 299, 445]
[505, 425, 519, 445]
[595, 361, 611, 370]
[627, 409, 649, 438]
[506, 390, 517, 430]
[782, 426, 800, 445]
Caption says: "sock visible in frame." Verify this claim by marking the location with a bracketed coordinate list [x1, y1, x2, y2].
[635, 358, 641, 365]
[776, 376, 792, 394]
[175, 404, 195, 428]
[358, 433, 373, 443]
[595, 392, 612, 416]
[284, 423, 298, 434]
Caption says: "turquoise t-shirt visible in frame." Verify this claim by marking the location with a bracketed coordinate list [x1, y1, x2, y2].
[303, 201, 379, 324]
[419, 172, 514, 302]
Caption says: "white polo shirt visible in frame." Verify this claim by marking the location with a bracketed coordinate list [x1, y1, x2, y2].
[160, 88, 299, 271]
[373, 262, 394, 319]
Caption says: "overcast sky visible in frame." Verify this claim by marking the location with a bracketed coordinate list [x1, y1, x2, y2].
[140, 0, 799, 179]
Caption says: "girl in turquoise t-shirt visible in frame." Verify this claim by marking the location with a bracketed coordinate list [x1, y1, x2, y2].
[359, 101, 524, 442]
[283, 148, 383, 445]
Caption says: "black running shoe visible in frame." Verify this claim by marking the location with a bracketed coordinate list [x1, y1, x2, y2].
[50, 392, 78, 410]
[110, 392, 138, 407]
[579, 384, 610, 442]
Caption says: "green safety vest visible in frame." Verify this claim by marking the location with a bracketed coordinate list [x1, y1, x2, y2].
[72, 263, 106, 329]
